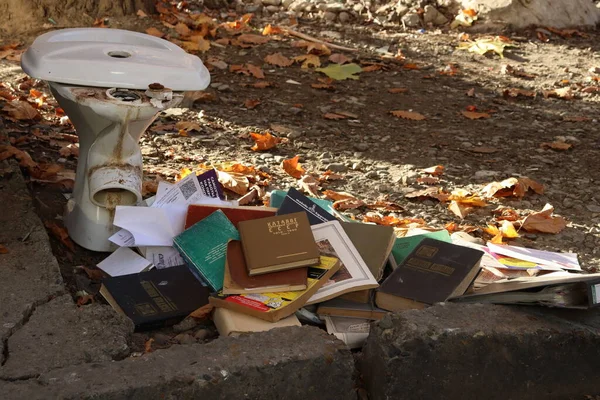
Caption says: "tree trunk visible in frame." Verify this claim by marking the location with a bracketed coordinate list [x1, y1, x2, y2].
[0, 0, 156, 36]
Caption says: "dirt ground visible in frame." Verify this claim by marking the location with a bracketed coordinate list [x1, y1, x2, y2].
[1, 1, 600, 348]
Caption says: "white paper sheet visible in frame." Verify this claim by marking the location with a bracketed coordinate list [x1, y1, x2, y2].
[143, 246, 185, 269]
[97, 247, 152, 277]
[486, 243, 581, 271]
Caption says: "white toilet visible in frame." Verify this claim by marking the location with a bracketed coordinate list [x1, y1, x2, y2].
[21, 28, 210, 252]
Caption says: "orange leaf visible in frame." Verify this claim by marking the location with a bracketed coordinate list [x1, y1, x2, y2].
[462, 111, 490, 119]
[293, 54, 321, 69]
[311, 83, 334, 90]
[320, 170, 345, 181]
[299, 175, 321, 198]
[264, 53, 293, 67]
[362, 65, 383, 72]
[76, 294, 95, 306]
[250, 132, 280, 151]
[146, 27, 165, 37]
[144, 338, 155, 353]
[244, 99, 261, 109]
[362, 215, 427, 228]
[247, 64, 265, 79]
[388, 88, 408, 94]
[421, 165, 444, 176]
[333, 198, 365, 210]
[248, 81, 272, 88]
[329, 53, 351, 64]
[463, 8, 477, 17]
[481, 177, 544, 198]
[416, 176, 440, 185]
[448, 200, 473, 219]
[390, 110, 426, 120]
[262, 24, 284, 35]
[282, 155, 305, 179]
[521, 203, 567, 234]
[403, 63, 420, 70]
[175, 22, 191, 36]
[189, 303, 214, 319]
[364, 200, 404, 211]
[0, 244, 8, 254]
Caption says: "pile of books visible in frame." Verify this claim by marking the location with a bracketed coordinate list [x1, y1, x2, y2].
[96, 172, 600, 348]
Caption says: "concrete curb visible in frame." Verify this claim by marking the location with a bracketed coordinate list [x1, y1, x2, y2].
[360, 302, 600, 400]
[1, 326, 356, 400]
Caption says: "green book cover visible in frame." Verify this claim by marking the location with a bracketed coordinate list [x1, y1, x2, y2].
[391, 230, 452, 266]
[173, 210, 240, 291]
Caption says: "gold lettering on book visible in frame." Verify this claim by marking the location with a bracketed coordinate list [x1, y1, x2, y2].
[415, 245, 438, 258]
[140, 280, 178, 313]
[405, 257, 455, 276]
[268, 217, 299, 236]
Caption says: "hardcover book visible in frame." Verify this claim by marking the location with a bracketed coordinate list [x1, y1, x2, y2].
[223, 240, 307, 294]
[276, 187, 337, 225]
[391, 230, 452, 266]
[213, 307, 301, 337]
[306, 220, 379, 305]
[338, 222, 395, 303]
[317, 297, 387, 320]
[323, 315, 371, 349]
[184, 204, 277, 229]
[376, 238, 483, 311]
[99, 266, 210, 331]
[239, 211, 320, 276]
[209, 256, 341, 322]
[173, 210, 240, 291]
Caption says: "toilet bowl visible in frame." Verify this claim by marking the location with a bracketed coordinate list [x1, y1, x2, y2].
[21, 28, 210, 251]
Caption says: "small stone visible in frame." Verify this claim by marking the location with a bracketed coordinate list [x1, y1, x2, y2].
[378, 184, 390, 192]
[587, 204, 600, 213]
[217, 84, 230, 92]
[401, 11, 421, 27]
[259, 153, 274, 160]
[266, 5, 280, 12]
[474, 170, 499, 179]
[274, 155, 285, 162]
[259, 165, 271, 173]
[244, 5, 262, 13]
[324, 11, 337, 21]
[423, 5, 448, 25]
[174, 333, 195, 345]
[282, 0, 294, 8]
[325, 163, 348, 173]
[262, 0, 281, 5]
[395, 4, 409, 17]
[354, 142, 369, 151]
[194, 329, 210, 341]
[321, 3, 345, 12]
[338, 11, 351, 23]
[289, 0, 308, 11]
[153, 333, 171, 346]
[366, 171, 379, 179]
[173, 318, 199, 333]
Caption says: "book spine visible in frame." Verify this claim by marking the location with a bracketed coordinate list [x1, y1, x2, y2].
[172, 239, 216, 291]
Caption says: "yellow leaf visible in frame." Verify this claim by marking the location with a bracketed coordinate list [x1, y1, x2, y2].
[390, 110, 426, 120]
[262, 24, 284, 35]
[282, 156, 305, 179]
[499, 220, 519, 238]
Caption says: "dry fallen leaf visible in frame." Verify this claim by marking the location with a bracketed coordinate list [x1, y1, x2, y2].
[292, 40, 331, 56]
[364, 200, 404, 211]
[247, 81, 273, 89]
[323, 113, 348, 120]
[76, 294, 95, 306]
[320, 170, 345, 181]
[492, 206, 520, 222]
[470, 146, 498, 154]
[448, 200, 473, 219]
[237, 34, 270, 45]
[175, 22, 191, 36]
[417, 176, 440, 185]
[462, 111, 491, 119]
[481, 177, 544, 198]
[0, 145, 38, 170]
[250, 132, 280, 151]
[390, 110, 426, 121]
[543, 87, 574, 100]
[59, 143, 79, 158]
[3, 101, 41, 120]
[388, 88, 408, 94]
[293, 54, 321, 69]
[176, 121, 202, 132]
[262, 24, 284, 35]
[189, 303, 214, 319]
[363, 214, 427, 228]
[76, 265, 106, 281]
[405, 187, 450, 202]
[329, 53, 351, 64]
[421, 165, 444, 176]
[322, 190, 365, 210]
[444, 222, 478, 233]
[216, 170, 249, 195]
[521, 203, 567, 234]
[484, 224, 505, 244]
[282, 155, 305, 179]
[244, 99, 261, 109]
[44, 220, 75, 251]
[144, 338, 155, 353]
[540, 141, 572, 151]
[246, 64, 265, 79]
[298, 175, 321, 198]
[0, 244, 8, 254]
[499, 220, 520, 238]
[264, 53, 294, 67]
[503, 88, 537, 98]
[146, 27, 165, 37]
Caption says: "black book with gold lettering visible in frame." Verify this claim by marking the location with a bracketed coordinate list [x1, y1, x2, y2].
[100, 266, 210, 331]
[375, 238, 483, 312]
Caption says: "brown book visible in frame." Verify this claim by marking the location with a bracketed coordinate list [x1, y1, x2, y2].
[213, 308, 301, 337]
[338, 222, 395, 303]
[210, 256, 341, 322]
[223, 240, 307, 295]
[317, 297, 387, 320]
[239, 212, 320, 276]
[185, 204, 277, 229]
[374, 291, 427, 312]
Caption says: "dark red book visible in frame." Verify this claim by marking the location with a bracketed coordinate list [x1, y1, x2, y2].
[185, 204, 277, 229]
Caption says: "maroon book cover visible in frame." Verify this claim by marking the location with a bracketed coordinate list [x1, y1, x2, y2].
[185, 205, 277, 229]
